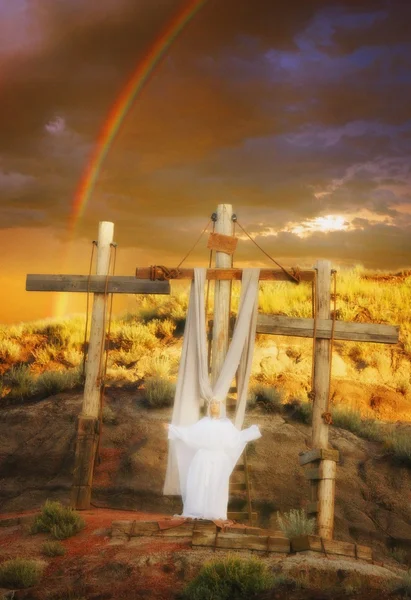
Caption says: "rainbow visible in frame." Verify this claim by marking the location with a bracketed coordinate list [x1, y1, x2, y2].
[53, 0, 207, 319]
[69, 0, 207, 234]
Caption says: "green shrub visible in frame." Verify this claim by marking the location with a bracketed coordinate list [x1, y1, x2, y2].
[114, 323, 157, 350]
[361, 418, 385, 442]
[248, 384, 283, 413]
[0, 558, 44, 588]
[384, 431, 411, 466]
[2, 365, 36, 400]
[31, 500, 85, 539]
[35, 368, 82, 397]
[42, 322, 73, 349]
[0, 338, 21, 361]
[277, 508, 315, 539]
[388, 546, 408, 565]
[41, 540, 66, 557]
[144, 375, 175, 408]
[391, 569, 411, 596]
[32, 344, 59, 366]
[145, 355, 172, 378]
[330, 407, 386, 442]
[331, 406, 363, 435]
[102, 405, 117, 425]
[286, 398, 313, 424]
[181, 555, 275, 600]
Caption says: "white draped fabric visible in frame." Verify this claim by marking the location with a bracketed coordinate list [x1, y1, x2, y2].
[163, 267, 260, 497]
[169, 418, 261, 520]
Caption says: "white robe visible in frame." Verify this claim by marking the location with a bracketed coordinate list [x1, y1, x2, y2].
[168, 417, 261, 520]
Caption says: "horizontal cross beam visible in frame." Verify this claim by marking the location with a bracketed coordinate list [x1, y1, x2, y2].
[257, 314, 399, 345]
[26, 274, 170, 295]
[135, 267, 314, 282]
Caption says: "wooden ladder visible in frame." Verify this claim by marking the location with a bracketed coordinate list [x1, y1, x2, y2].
[228, 449, 258, 525]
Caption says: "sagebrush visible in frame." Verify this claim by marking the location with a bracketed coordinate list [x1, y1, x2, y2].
[181, 555, 275, 600]
[31, 500, 85, 539]
[0, 558, 43, 589]
[277, 508, 315, 538]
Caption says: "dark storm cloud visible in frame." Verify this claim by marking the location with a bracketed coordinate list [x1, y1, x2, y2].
[0, 0, 410, 268]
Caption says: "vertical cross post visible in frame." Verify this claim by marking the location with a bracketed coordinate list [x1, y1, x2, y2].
[311, 259, 336, 539]
[210, 205, 233, 400]
[71, 221, 114, 509]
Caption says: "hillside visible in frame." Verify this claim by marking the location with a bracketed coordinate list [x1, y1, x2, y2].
[1, 269, 411, 597]
[1, 390, 411, 599]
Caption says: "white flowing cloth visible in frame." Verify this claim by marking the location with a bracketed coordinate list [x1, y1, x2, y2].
[168, 418, 261, 520]
[163, 267, 261, 505]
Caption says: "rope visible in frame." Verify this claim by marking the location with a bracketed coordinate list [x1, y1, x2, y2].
[95, 243, 117, 467]
[82, 241, 97, 380]
[213, 526, 219, 552]
[206, 219, 216, 376]
[308, 269, 318, 403]
[308, 269, 337, 424]
[175, 218, 212, 270]
[322, 270, 337, 424]
[320, 536, 329, 559]
[228, 217, 235, 330]
[235, 220, 301, 283]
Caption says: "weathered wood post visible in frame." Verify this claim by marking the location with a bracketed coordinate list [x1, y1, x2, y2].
[311, 259, 337, 539]
[71, 221, 114, 509]
[210, 204, 234, 396]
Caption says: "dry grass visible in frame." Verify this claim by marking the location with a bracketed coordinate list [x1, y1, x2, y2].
[0, 558, 44, 589]
[276, 508, 316, 538]
[0, 269, 410, 420]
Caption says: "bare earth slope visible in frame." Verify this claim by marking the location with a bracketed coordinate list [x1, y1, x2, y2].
[1, 389, 411, 559]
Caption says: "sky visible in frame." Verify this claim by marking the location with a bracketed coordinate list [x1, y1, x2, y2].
[1, 0, 411, 324]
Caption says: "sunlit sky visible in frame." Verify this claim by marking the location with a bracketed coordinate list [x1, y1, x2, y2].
[1, 0, 411, 323]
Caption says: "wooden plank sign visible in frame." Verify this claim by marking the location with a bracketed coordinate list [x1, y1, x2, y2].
[207, 232, 238, 254]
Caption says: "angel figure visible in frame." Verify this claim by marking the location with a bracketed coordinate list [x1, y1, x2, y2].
[166, 398, 261, 521]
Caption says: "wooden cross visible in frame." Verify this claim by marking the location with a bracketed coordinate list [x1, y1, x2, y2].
[135, 204, 399, 540]
[26, 221, 170, 510]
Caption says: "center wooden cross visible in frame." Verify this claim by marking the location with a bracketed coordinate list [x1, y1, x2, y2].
[135, 204, 399, 540]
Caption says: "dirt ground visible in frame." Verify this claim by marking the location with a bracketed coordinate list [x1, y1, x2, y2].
[1, 390, 411, 598]
[0, 508, 408, 600]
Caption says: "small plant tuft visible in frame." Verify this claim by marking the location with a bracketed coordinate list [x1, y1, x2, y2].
[35, 368, 82, 397]
[285, 398, 313, 424]
[276, 508, 315, 539]
[2, 365, 37, 400]
[144, 375, 175, 408]
[181, 555, 275, 600]
[31, 500, 85, 539]
[384, 431, 411, 466]
[102, 405, 117, 425]
[388, 546, 408, 565]
[41, 540, 66, 557]
[0, 558, 44, 589]
[391, 569, 411, 596]
[248, 384, 283, 413]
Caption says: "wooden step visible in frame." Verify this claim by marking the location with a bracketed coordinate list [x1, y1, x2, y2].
[230, 482, 247, 492]
[233, 464, 245, 472]
[227, 511, 258, 522]
[291, 535, 372, 562]
[192, 530, 290, 553]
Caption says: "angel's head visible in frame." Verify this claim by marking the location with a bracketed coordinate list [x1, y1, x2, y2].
[208, 397, 222, 419]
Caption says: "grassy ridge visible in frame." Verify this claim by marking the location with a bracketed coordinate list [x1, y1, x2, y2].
[0, 268, 410, 402]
